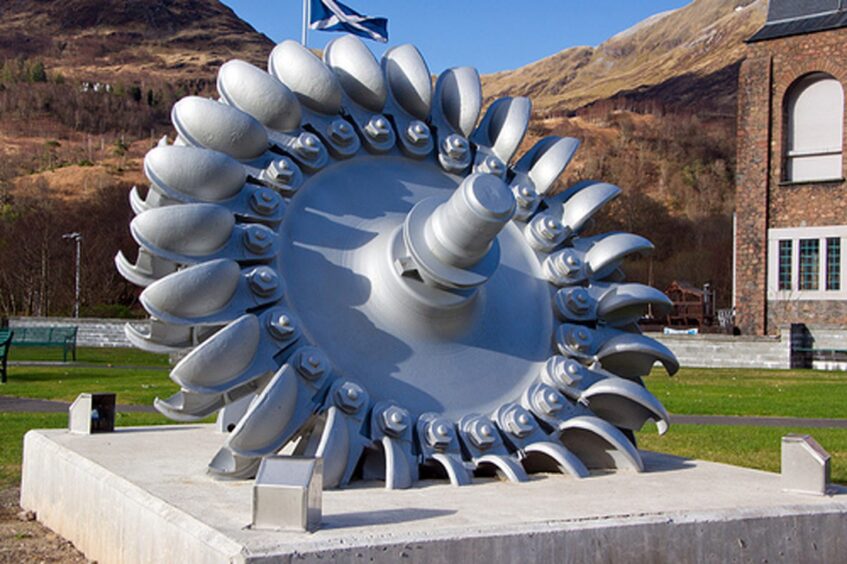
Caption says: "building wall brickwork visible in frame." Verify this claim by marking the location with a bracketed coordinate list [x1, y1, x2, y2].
[735, 54, 772, 335]
[736, 27, 847, 334]
[766, 300, 847, 332]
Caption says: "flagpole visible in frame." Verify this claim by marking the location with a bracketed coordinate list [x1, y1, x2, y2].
[301, 0, 309, 46]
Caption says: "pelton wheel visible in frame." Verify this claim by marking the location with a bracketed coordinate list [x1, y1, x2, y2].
[116, 35, 679, 489]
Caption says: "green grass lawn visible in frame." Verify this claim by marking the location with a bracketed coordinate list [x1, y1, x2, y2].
[7, 346, 170, 366]
[2, 347, 847, 490]
[1, 365, 176, 405]
[637, 423, 847, 484]
[644, 366, 847, 419]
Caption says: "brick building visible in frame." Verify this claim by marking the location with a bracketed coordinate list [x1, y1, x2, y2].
[736, 0, 847, 335]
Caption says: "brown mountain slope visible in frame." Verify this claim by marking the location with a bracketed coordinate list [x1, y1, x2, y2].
[0, 0, 274, 80]
[482, 0, 767, 115]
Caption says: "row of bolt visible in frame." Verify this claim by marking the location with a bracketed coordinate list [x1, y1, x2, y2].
[294, 116, 431, 158]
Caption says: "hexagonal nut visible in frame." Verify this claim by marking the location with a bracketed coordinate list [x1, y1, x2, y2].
[443, 134, 469, 160]
[296, 132, 322, 159]
[329, 119, 355, 146]
[534, 385, 564, 416]
[565, 288, 591, 315]
[537, 215, 564, 241]
[380, 405, 410, 437]
[512, 182, 538, 208]
[503, 405, 535, 438]
[334, 381, 365, 413]
[266, 158, 295, 184]
[556, 252, 582, 277]
[250, 188, 281, 216]
[248, 267, 279, 297]
[406, 120, 430, 145]
[479, 156, 504, 176]
[466, 417, 497, 450]
[296, 348, 328, 381]
[566, 326, 593, 352]
[425, 418, 455, 450]
[365, 116, 391, 142]
[546, 356, 583, 389]
[243, 226, 274, 254]
[267, 312, 295, 341]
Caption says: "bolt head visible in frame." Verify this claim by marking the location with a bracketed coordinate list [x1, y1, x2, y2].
[250, 188, 281, 215]
[538, 216, 564, 240]
[248, 267, 279, 297]
[443, 134, 469, 160]
[267, 312, 295, 340]
[296, 132, 322, 158]
[406, 120, 430, 145]
[546, 356, 583, 389]
[559, 252, 582, 274]
[335, 381, 365, 413]
[480, 156, 504, 175]
[513, 182, 538, 208]
[567, 326, 593, 352]
[466, 417, 497, 450]
[266, 158, 295, 184]
[329, 119, 355, 145]
[406, 120, 431, 145]
[365, 115, 391, 141]
[534, 385, 564, 415]
[243, 226, 273, 254]
[380, 405, 409, 436]
[565, 288, 591, 315]
[503, 405, 535, 438]
[425, 418, 454, 449]
[296, 348, 327, 380]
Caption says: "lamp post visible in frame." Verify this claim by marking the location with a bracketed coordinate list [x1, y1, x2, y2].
[62, 232, 82, 318]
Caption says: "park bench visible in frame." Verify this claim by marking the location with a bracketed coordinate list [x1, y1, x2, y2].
[12, 326, 78, 362]
[0, 328, 12, 383]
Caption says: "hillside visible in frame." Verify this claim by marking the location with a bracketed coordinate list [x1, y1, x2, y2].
[482, 0, 767, 116]
[0, 0, 274, 81]
[0, 0, 764, 316]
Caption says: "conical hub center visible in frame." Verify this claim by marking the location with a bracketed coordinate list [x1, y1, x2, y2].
[401, 173, 516, 293]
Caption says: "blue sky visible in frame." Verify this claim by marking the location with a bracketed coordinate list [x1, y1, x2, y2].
[225, 0, 692, 74]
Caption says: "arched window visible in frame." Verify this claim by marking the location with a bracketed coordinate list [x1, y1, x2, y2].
[784, 73, 844, 182]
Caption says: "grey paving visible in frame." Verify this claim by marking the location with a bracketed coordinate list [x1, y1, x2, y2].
[20, 426, 847, 564]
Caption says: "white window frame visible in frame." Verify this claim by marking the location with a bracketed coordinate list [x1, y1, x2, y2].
[768, 225, 847, 300]
[784, 73, 844, 183]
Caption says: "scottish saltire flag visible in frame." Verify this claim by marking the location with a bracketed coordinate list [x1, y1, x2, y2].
[309, 0, 389, 43]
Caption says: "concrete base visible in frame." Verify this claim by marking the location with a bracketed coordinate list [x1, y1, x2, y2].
[21, 426, 847, 563]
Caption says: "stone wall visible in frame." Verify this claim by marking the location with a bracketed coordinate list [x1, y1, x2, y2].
[7, 317, 144, 348]
[651, 331, 790, 370]
[736, 28, 847, 335]
[767, 301, 847, 334]
[652, 324, 846, 370]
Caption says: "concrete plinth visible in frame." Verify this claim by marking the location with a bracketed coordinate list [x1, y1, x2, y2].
[20, 426, 847, 563]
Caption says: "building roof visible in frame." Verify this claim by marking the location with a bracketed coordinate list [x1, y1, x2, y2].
[749, 0, 847, 42]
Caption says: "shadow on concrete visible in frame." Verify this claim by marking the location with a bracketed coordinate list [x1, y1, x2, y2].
[639, 450, 696, 473]
[323, 507, 456, 529]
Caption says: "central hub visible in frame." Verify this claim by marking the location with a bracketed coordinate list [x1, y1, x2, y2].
[278, 155, 553, 418]
[401, 173, 516, 293]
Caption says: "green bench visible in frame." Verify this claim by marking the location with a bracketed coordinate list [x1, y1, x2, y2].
[12, 326, 78, 362]
[0, 328, 12, 384]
